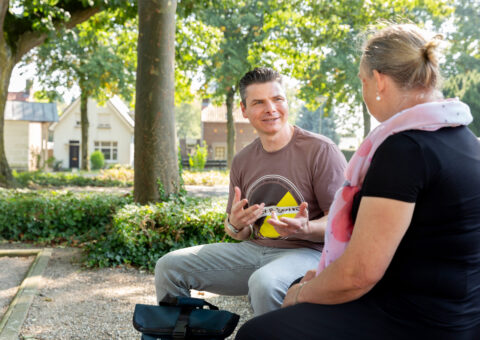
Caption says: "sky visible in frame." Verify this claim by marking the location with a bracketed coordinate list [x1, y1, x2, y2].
[9, 63, 79, 103]
[9, 64, 33, 92]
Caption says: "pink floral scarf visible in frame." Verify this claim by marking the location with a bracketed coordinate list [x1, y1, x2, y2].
[317, 99, 473, 273]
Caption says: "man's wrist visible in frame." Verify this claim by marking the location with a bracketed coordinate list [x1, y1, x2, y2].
[226, 218, 241, 234]
[226, 218, 253, 237]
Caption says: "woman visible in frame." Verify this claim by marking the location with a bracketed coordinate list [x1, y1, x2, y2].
[236, 24, 480, 339]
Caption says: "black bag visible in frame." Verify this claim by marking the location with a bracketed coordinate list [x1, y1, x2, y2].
[133, 296, 240, 339]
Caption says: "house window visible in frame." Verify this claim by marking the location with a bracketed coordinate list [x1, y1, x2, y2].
[94, 141, 118, 161]
[214, 146, 226, 160]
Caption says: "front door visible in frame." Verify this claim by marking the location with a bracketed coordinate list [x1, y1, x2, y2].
[69, 144, 79, 169]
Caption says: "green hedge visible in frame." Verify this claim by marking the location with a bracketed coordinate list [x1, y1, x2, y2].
[0, 190, 131, 244]
[14, 171, 130, 188]
[85, 197, 228, 271]
[0, 190, 228, 271]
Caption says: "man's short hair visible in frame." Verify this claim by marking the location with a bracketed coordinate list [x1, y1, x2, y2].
[239, 67, 283, 106]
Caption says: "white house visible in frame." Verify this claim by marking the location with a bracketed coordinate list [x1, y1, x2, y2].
[51, 96, 134, 169]
[4, 98, 58, 171]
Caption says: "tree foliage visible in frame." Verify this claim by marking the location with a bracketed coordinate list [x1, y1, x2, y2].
[24, 10, 136, 170]
[196, 0, 280, 167]
[443, 70, 480, 136]
[296, 104, 340, 144]
[443, 0, 480, 77]
[175, 102, 201, 139]
[27, 11, 137, 104]
[0, 0, 135, 186]
[263, 0, 453, 137]
[441, 0, 480, 136]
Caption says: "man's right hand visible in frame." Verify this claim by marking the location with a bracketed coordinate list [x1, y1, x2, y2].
[225, 186, 264, 240]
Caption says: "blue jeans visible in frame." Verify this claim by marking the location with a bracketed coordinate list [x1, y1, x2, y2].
[154, 241, 321, 316]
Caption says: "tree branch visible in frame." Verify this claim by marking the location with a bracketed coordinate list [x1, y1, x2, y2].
[14, 6, 101, 63]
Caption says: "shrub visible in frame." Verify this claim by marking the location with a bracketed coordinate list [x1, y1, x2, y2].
[90, 151, 105, 170]
[0, 188, 230, 272]
[85, 196, 229, 270]
[13, 171, 128, 188]
[188, 143, 208, 171]
[98, 165, 134, 184]
[0, 189, 131, 244]
[182, 170, 230, 186]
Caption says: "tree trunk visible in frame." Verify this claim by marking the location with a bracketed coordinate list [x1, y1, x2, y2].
[226, 87, 235, 169]
[362, 102, 371, 138]
[0, 34, 16, 187]
[134, 0, 179, 204]
[80, 91, 90, 171]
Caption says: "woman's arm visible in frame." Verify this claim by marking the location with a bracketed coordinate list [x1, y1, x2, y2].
[283, 196, 415, 307]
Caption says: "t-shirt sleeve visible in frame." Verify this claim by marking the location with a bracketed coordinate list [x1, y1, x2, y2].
[314, 143, 347, 212]
[362, 133, 426, 203]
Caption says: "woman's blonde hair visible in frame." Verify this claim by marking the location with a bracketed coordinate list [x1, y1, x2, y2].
[361, 24, 443, 90]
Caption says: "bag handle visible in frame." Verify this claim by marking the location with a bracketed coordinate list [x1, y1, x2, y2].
[177, 297, 219, 310]
[160, 295, 219, 310]
[172, 309, 190, 339]
[170, 296, 218, 339]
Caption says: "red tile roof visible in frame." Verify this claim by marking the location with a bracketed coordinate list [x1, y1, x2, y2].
[7, 92, 30, 101]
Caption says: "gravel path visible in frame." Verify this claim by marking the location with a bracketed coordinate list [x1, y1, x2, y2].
[1, 186, 253, 340]
[0, 247, 252, 340]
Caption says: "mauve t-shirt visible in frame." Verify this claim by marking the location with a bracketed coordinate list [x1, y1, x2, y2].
[227, 126, 346, 251]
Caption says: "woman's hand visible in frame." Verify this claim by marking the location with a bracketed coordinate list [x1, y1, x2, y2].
[282, 269, 317, 308]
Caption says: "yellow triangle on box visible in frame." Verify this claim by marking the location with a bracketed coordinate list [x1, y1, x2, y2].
[259, 192, 298, 238]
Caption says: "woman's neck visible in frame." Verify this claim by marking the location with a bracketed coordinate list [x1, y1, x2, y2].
[384, 88, 443, 121]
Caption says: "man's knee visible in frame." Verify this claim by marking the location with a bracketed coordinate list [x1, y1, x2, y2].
[154, 249, 190, 282]
[155, 249, 194, 302]
[155, 252, 174, 277]
[248, 266, 288, 295]
[248, 268, 288, 315]
[248, 268, 271, 296]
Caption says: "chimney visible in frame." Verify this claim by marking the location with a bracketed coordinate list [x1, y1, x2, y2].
[25, 79, 33, 101]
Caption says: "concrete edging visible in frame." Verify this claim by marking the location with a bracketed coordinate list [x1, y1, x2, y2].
[0, 248, 52, 340]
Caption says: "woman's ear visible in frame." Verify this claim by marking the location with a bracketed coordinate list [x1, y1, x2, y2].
[373, 69, 386, 93]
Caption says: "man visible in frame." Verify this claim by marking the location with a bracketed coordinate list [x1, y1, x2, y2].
[155, 67, 346, 316]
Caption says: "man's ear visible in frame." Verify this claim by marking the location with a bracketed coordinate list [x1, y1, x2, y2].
[373, 69, 386, 93]
[241, 102, 248, 118]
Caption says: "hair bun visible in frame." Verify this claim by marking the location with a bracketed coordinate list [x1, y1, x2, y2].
[421, 36, 441, 66]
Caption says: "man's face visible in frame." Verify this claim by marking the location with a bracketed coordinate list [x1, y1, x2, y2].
[241, 81, 289, 137]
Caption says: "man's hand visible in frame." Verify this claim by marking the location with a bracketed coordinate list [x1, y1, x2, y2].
[268, 202, 312, 239]
[226, 186, 264, 240]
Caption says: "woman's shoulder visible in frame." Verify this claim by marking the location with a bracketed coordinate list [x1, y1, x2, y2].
[376, 131, 424, 155]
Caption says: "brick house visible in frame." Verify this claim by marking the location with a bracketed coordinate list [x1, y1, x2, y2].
[201, 102, 257, 160]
